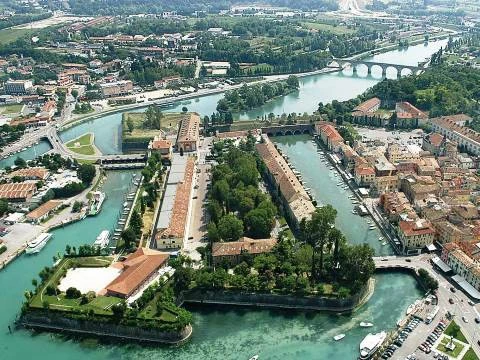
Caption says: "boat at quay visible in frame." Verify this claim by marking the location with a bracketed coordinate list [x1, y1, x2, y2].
[0, 40, 446, 359]
[88, 191, 106, 216]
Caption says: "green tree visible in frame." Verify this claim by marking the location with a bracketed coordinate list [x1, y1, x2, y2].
[129, 210, 143, 235]
[14, 157, 26, 168]
[286, 75, 299, 89]
[217, 214, 243, 242]
[121, 227, 136, 249]
[127, 117, 134, 132]
[244, 208, 273, 239]
[0, 199, 8, 216]
[77, 164, 96, 184]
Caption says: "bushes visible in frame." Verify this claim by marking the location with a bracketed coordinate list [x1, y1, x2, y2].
[65, 287, 82, 299]
[418, 268, 439, 292]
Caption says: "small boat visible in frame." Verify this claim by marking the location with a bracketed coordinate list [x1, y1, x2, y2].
[25, 233, 52, 254]
[360, 322, 374, 328]
[369, 225, 376, 230]
[334, 334, 346, 341]
[249, 356, 259, 360]
[382, 241, 387, 246]
[379, 236, 384, 240]
[93, 230, 110, 249]
[88, 191, 106, 216]
[406, 304, 415, 315]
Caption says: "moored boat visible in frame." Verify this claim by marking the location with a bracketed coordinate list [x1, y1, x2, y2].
[360, 322, 374, 328]
[93, 230, 110, 249]
[249, 355, 259, 360]
[334, 334, 345, 341]
[359, 331, 387, 359]
[25, 233, 52, 254]
[88, 191, 106, 216]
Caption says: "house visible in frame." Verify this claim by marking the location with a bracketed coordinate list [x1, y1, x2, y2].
[26, 200, 63, 224]
[397, 219, 436, 255]
[256, 137, 315, 229]
[318, 124, 344, 152]
[4, 79, 33, 95]
[395, 102, 428, 127]
[154, 76, 182, 89]
[148, 136, 172, 161]
[105, 247, 169, 299]
[176, 113, 200, 153]
[354, 165, 375, 187]
[0, 182, 37, 202]
[154, 158, 195, 249]
[100, 80, 133, 98]
[212, 237, 278, 267]
[429, 114, 479, 155]
[422, 132, 447, 156]
[7, 167, 49, 181]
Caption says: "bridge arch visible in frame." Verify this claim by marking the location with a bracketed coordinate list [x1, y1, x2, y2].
[275, 131, 284, 136]
[266, 132, 274, 137]
[285, 130, 293, 136]
[293, 130, 301, 135]
[302, 129, 310, 135]
[400, 68, 413, 77]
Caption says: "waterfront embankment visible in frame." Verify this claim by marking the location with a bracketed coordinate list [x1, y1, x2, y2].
[179, 278, 375, 314]
[19, 310, 192, 345]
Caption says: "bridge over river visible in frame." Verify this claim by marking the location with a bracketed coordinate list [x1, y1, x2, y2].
[44, 127, 147, 168]
[329, 58, 425, 77]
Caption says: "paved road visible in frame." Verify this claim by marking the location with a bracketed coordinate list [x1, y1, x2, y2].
[183, 137, 213, 263]
[375, 254, 480, 358]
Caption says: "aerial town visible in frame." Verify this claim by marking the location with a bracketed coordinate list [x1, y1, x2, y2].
[0, 0, 480, 360]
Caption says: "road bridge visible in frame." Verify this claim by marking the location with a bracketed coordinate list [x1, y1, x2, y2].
[329, 58, 424, 78]
[43, 127, 147, 167]
[261, 124, 313, 137]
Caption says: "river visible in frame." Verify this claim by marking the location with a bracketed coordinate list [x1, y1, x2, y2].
[0, 39, 446, 359]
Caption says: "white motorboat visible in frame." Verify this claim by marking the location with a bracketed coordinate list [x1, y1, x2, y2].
[406, 303, 416, 315]
[359, 332, 387, 359]
[249, 356, 259, 360]
[381, 241, 387, 246]
[334, 334, 345, 341]
[93, 230, 110, 249]
[360, 322, 374, 328]
[25, 233, 52, 254]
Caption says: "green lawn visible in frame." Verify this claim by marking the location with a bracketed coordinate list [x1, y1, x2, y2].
[445, 321, 468, 343]
[122, 112, 184, 139]
[66, 133, 93, 147]
[0, 103, 24, 114]
[0, 28, 30, 44]
[463, 348, 479, 360]
[436, 336, 466, 358]
[301, 22, 356, 35]
[66, 133, 96, 156]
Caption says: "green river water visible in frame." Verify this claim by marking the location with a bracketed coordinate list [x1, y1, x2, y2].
[0, 39, 448, 359]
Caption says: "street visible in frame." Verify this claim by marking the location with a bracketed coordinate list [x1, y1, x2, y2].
[375, 254, 480, 359]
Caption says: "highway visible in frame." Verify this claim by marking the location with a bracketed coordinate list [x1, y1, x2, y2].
[375, 255, 480, 357]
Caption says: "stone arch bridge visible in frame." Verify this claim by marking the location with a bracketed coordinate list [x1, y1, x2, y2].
[261, 124, 313, 137]
[330, 58, 424, 78]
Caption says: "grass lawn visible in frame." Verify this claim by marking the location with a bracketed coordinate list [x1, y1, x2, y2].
[462, 348, 478, 360]
[301, 22, 356, 35]
[66, 133, 93, 147]
[0, 103, 24, 114]
[436, 336, 466, 358]
[463, 348, 479, 360]
[123, 112, 184, 139]
[0, 28, 30, 44]
[77, 159, 97, 165]
[445, 321, 468, 343]
[66, 133, 96, 156]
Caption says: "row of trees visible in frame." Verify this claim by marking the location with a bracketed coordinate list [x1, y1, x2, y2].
[207, 139, 277, 242]
[217, 76, 299, 113]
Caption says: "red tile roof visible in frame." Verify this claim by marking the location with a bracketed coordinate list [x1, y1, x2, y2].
[151, 139, 172, 150]
[105, 247, 169, 298]
[212, 237, 277, 257]
[353, 97, 381, 113]
[26, 200, 62, 220]
[0, 182, 36, 200]
[399, 219, 435, 237]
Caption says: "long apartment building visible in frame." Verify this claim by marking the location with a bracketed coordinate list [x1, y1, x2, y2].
[256, 136, 315, 230]
[429, 114, 480, 155]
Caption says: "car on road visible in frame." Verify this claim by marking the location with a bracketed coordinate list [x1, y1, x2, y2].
[449, 298, 454, 304]
[405, 258, 411, 262]
[468, 300, 475, 306]
[450, 287, 456, 293]
[475, 317, 480, 324]
[462, 316, 469, 323]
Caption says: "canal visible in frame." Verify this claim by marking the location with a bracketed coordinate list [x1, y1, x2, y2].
[0, 39, 446, 359]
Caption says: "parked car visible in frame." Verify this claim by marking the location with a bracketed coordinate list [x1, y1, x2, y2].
[449, 298, 454, 304]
